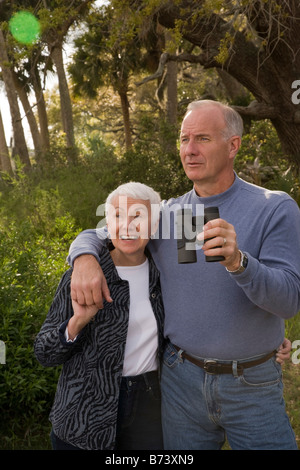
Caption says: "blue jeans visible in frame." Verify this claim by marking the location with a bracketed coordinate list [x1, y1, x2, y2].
[161, 342, 297, 450]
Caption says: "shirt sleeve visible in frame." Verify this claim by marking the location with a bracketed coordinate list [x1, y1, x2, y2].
[34, 270, 85, 367]
[67, 228, 107, 266]
[230, 198, 300, 319]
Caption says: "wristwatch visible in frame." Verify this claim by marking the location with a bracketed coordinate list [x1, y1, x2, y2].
[226, 250, 248, 274]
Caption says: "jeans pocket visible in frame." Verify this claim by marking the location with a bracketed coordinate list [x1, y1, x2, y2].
[240, 357, 282, 387]
[163, 342, 182, 369]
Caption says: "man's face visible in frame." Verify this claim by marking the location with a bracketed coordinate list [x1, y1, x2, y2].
[179, 106, 238, 195]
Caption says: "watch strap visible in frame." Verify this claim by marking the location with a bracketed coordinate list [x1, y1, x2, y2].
[226, 250, 248, 274]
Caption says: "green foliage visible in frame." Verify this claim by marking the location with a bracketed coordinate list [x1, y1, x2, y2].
[235, 119, 300, 204]
[0, 140, 120, 447]
[118, 115, 192, 199]
[1, 137, 119, 230]
[0, 204, 75, 438]
[68, 4, 144, 99]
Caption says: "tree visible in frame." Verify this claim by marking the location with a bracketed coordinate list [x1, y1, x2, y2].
[0, 0, 85, 169]
[119, 0, 300, 170]
[0, 0, 50, 169]
[0, 108, 13, 175]
[69, 4, 144, 151]
[12, 69, 44, 162]
[40, 0, 92, 163]
[0, 29, 31, 171]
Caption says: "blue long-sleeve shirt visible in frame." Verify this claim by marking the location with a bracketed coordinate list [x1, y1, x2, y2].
[68, 175, 300, 360]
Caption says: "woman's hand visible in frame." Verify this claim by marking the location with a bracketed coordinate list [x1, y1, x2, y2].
[67, 299, 99, 340]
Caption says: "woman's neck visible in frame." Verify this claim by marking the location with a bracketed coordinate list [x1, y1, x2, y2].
[110, 249, 146, 267]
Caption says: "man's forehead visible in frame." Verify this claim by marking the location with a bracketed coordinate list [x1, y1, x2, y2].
[181, 108, 225, 134]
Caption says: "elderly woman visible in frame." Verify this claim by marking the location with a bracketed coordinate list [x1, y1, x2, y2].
[34, 182, 164, 451]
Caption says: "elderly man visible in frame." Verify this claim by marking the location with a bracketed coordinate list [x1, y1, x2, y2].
[68, 100, 300, 450]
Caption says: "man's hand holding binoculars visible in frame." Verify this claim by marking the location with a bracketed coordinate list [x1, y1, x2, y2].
[197, 218, 241, 272]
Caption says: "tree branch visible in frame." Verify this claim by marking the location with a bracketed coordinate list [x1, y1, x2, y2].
[135, 51, 208, 87]
[232, 100, 278, 120]
[135, 52, 169, 85]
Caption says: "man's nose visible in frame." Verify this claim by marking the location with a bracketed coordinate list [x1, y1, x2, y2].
[185, 139, 198, 156]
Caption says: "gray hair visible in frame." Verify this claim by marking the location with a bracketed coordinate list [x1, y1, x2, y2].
[185, 100, 243, 139]
[105, 181, 161, 228]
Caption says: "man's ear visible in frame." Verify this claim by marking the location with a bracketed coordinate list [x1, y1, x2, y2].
[229, 135, 241, 160]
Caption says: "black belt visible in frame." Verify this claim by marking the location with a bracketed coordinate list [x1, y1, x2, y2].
[173, 345, 276, 376]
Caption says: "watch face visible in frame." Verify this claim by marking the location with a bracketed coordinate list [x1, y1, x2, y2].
[242, 253, 248, 269]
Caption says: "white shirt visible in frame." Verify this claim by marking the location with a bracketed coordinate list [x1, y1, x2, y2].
[116, 258, 159, 376]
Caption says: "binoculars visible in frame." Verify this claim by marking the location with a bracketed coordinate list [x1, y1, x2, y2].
[177, 206, 225, 264]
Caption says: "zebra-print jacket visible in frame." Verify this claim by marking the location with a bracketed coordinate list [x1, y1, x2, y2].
[34, 246, 165, 450]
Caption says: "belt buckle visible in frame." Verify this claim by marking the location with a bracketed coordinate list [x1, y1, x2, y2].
[204, 359, 219, 374]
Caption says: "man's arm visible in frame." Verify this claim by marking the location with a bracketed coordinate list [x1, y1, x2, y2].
[67, 229, 104, 266]
[68, 228, 112, 308]
[199, 199, 300, 318]
[71, 255, 112, 308]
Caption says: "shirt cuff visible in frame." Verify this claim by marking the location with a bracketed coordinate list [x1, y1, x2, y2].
[59, 320, 78, 345]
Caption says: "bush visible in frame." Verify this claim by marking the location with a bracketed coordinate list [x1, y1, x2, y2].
[0, 140, 119, 447]
[0, 185, 80, 446]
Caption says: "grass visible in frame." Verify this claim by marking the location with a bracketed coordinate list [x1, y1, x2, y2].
[0, 414, 52, 450]
[282, 361, 300, 448]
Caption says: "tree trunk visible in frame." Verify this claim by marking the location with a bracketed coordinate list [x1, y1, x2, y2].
[0, 31, 31, 172]
[13, 72, 44, 163]
[50, 42, 77, 163]
[166, 60, 178, 125]
[0, 109, 13, 176]
[165, 59, 178, 154]
[119, 90, 132, 151]
[32, 66, 50, 154]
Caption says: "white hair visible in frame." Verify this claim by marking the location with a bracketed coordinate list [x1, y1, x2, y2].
[105, 181, 161, 228]
[185, 100, 244, 139]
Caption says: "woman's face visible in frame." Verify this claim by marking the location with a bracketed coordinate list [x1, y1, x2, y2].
[107, 195, 152, 263]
